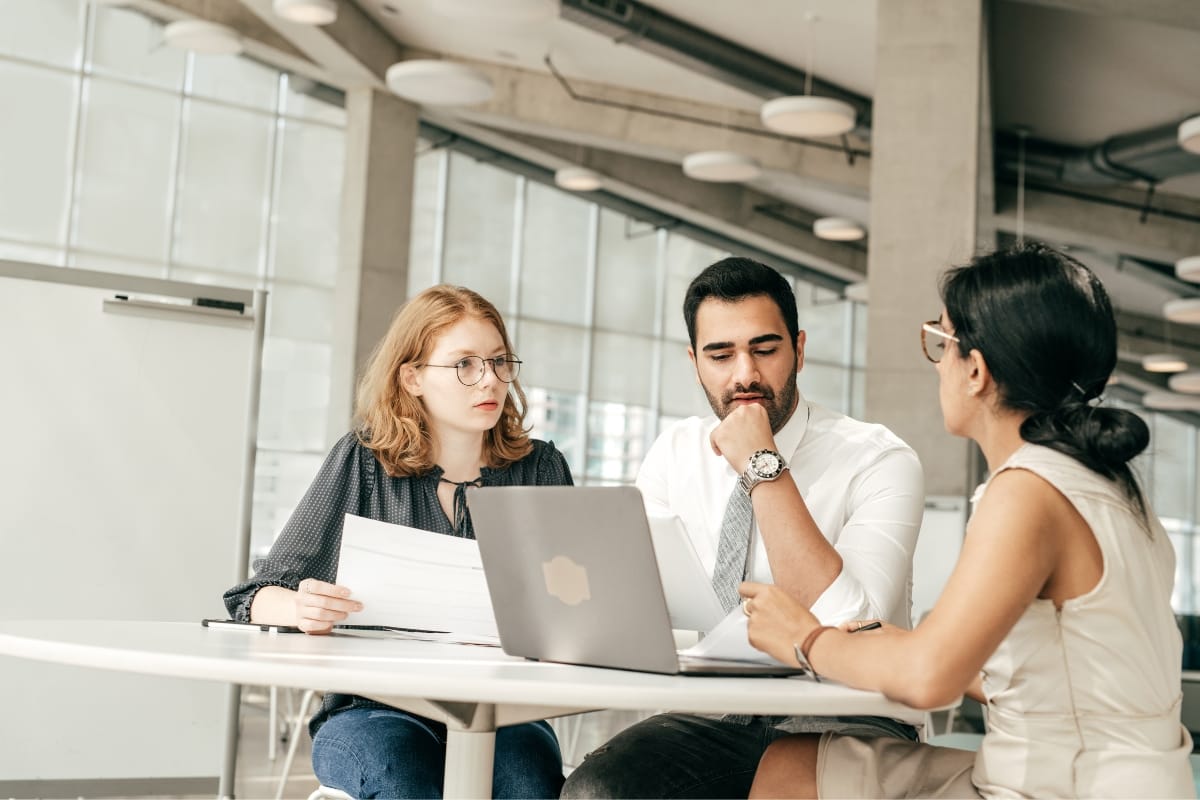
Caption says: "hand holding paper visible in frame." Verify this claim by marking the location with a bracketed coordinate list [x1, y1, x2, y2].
[336, 514, 500, 643]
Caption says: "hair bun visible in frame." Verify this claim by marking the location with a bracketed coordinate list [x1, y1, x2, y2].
[1021, 405, 1149, 477]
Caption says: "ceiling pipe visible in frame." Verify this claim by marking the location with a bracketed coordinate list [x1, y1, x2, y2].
[995, 120, 1200, 188]
[559, 0, 872, 134]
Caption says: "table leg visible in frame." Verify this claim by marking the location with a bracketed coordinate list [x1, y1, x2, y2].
[220, 683, 242, 799]
[443, 705, 497, 799]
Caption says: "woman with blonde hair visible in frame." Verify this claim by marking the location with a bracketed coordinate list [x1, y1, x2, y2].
[224, 285, 572, 798]
[741, 243, 1193, 798]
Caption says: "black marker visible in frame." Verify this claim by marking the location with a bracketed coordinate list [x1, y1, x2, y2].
[849, 621, 882, 633]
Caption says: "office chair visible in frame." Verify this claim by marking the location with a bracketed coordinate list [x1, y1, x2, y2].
[276, 688, 322, 800]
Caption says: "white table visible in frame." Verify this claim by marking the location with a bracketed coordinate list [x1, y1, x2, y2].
[0, 620, 929, 799]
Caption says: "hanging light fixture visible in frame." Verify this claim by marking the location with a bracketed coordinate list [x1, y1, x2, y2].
[813, 217, 865, 241]
[554, 167, 602, 192]
[1141, 353, 1188, 373]
[1143, 391, 1200, 412]
[163, 20, 242, 55]
[1169, 372, 1200, 394]
[1176, 255, 1200, 283]
[682, 151, 761, 182]
[385, 60, 494, 106]
[272, 0, 337, 25]
[759, 12, 855, 138]
[1180, 114, 1200, 155]
[1142, 315, 1188, 372]
[433, 0, 557, 23]
[1164, 298, 1200, 324]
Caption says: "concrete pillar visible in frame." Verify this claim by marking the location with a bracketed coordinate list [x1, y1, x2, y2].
[865, 0, 985, 496]
[328, 87, 420, 440]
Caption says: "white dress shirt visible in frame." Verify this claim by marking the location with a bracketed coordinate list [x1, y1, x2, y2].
[637, 389, 925, 628]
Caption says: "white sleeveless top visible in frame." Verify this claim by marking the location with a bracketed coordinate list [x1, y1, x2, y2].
[972, 444, 1194, 798]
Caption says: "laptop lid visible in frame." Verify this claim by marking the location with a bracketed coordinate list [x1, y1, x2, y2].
[468, 485, 806, 677]
[468, 485, 681, 674]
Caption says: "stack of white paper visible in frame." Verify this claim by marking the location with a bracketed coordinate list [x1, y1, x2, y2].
[335, 514, 499, 642]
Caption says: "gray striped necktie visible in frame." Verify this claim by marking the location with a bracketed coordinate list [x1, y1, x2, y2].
[711, 482, 754, 612]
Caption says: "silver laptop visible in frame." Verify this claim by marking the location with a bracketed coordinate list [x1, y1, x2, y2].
[467, 485, 805, 677]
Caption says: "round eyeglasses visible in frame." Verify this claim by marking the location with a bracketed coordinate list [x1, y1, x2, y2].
[920, 320, 960, 364]
[418, 355, 522, 386]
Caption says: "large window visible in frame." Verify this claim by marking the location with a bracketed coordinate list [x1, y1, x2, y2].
[0, 0, 347, 556]
[406, 148, 863, 485]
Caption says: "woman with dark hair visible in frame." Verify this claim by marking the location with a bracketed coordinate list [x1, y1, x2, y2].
[223, 285, 571, 799]
[740, 243, 1193, 798]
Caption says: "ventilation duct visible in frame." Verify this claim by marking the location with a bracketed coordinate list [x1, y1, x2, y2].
[996, 120, 1200, 189]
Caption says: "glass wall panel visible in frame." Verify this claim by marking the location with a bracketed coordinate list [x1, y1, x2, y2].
[520, 181, 590, 324]
[173, 99, 273, 276]
[73, 77, 177, 262]
[659, 345, 709, 419]
[271, 119, 343, 287]
[443, 153, 515, 309]
[800, 301, 849, 365]
[514, 319, 587, 395]
[256, 338, 332, 452]
[407, 148, 443, 296]
[591, 330, 654, 407]
[851, 301, 867, 367]
[89, 5, 185, 89]
[0, 60, 77, 246]
[190, 52, 279, 110]
[525, 387, 583, 475]
[586, 402, 654, 484]
[594, 210, 658, 335]
[849, 367, 866, 420]
[0, 0, 83, 68]
[1152, 414, 1192, 521]
[799, 361, 847, 413]
[267, 282, 335, 343]
[662, 235, 725, 343]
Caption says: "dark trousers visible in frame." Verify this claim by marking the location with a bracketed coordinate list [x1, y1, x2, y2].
[561, 712, 917, 799]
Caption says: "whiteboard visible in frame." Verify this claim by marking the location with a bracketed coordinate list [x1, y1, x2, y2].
[0, 261, 263, 790]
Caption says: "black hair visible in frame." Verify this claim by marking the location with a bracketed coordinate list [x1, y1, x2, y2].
[683, 257, 800, 350]
[941, 242, 1149, 518]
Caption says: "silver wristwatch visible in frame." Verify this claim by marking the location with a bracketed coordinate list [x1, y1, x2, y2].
[738, 449, 787, 495]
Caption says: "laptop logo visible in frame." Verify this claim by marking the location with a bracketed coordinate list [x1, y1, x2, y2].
[542, 555, 590, 606]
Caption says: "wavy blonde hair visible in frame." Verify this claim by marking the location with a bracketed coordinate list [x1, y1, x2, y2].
[355, 285, 532, 476]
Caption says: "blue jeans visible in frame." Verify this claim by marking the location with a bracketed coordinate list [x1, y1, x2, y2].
[311, 706, 564, 799]
[560, 713, 915, 799]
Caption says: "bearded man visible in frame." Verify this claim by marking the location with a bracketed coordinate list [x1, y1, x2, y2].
[561, 256, 926, 800]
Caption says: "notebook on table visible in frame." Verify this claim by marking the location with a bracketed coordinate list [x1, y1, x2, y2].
[467, 485, 808, 677]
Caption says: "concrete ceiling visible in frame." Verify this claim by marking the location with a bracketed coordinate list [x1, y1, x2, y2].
[354, 0, 877, 110]
[147, 0, 1200, 329]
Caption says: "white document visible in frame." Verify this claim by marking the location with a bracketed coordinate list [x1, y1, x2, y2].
[679, 608, 791, 666]
[647, 514, 725, 632]
[335, 514, 499, 642]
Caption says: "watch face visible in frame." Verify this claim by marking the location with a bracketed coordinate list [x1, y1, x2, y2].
[751, 450, 783, 478]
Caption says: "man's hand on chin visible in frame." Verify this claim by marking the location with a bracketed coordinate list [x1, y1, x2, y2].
[710, 403, 775, 469]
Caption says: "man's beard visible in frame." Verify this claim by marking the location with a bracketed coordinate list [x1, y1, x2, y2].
[703, 374, 798, 434]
